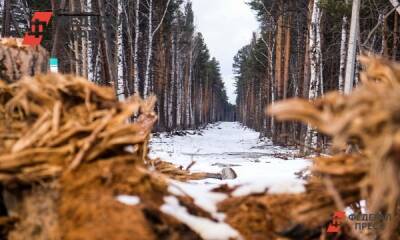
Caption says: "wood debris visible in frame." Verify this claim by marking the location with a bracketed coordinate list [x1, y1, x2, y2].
[261, 56, 400, 240]
[0, 73, 157, 184]
[0, 73, 209, 239]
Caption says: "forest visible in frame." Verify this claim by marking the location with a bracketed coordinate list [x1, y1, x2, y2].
[1, 0, 400, 239]
[0, 0, 234, 132]
[234, 0, 400, 151]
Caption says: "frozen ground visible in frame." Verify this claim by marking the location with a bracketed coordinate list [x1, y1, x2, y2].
[150, 122, 310, 195]
[150, 122, 311, 239]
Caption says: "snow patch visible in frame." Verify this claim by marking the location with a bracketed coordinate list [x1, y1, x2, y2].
[151, 122, 311, 234]
[161, 196, 241, 240]
[116, 195, 140, 205]
[168, 180, 227, 220]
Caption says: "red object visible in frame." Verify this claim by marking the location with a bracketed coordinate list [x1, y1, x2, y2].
[22, 12, 53, 46]
[327, 211, 346, 233]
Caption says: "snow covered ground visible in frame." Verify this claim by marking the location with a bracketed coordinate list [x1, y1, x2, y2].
[150, 122, 310, 195]
[150, 122, 311, 239]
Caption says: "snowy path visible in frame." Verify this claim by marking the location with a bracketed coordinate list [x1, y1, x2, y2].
[150, 122, 310, 196]
[149, 122, 311, 239]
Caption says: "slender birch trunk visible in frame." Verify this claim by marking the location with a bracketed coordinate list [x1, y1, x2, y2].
[393, 13, 398, 60]
[344, 0, 361, 94]
[133, 0, 140, 93]
[143, 0, 153, 96]
[306, 0, 323, 149]
[116, 0, 125, 101]
[70, 0, 79, 75]
[168, 35, 176, 128]
[176, 53, 182, 128]
[186, 46, 193, 127]
[79, 0, 88, 79]
[338, 13, 348, 92]
[0, 0, 4, 38]
[85, 0, 93, 81]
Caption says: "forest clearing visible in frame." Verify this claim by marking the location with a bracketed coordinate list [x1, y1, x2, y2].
[150, 122, 309, 196]
[0, 0, 400, 239]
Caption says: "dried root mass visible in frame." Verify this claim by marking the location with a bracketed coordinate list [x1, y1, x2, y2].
[0, 74, 205, 240]
[0, 73, 157, 184]
[2, 55, 400, 240]
[263, 56, 400, 240]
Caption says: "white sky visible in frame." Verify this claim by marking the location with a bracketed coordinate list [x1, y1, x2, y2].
[191, 0, 259, 104]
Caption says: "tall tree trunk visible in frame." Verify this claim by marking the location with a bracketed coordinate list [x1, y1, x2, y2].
[344, 0, 361, 94]
[116, 0, 125, 101]
[51, 0, 67, 57]
[338, 9, 348, 92]
[306, 0, 323, 149]
[133, 0, 140, 93]
[78, 0, 88, 79]
[275, 15, 283, 100]
[144, 0, 153, 96]
[86, 0, 93, 81]
[70, 0, 80, 75]
[283, 15, 291, 99]
[382, 17, 388, 56]
[97, 0, 115, 88]
[393, 13, 398, 60]
[1, 0, 10, 37]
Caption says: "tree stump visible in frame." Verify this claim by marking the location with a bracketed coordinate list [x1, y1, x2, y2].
[0, 38, 48, 83]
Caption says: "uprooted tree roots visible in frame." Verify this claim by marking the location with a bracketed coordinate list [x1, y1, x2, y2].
[261, 56, 400, 240]
[0, 74, 207, 239]
[1, 55, 400, 240]
[212, 56, 400, 240]
[0, 74, 158, 181]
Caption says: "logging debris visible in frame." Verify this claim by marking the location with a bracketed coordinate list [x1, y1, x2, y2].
[265, 55, 400, 239]
[210, 56, 400, 240]
[2, 54, 400, 240]
[0, 73, 214, 240]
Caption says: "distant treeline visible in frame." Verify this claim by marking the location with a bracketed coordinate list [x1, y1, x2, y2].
[0, 0, 234, 131]
[235, 0, 399, 150]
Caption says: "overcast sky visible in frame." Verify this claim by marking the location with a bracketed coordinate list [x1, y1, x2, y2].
[191, 0, 259, 104]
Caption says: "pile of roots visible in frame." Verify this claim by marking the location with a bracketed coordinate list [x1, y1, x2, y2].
[0, 74, 158, 181]
[1, 54, 400, 240]
[0, 73, 208, 239]
[218, 56, 400, 240]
